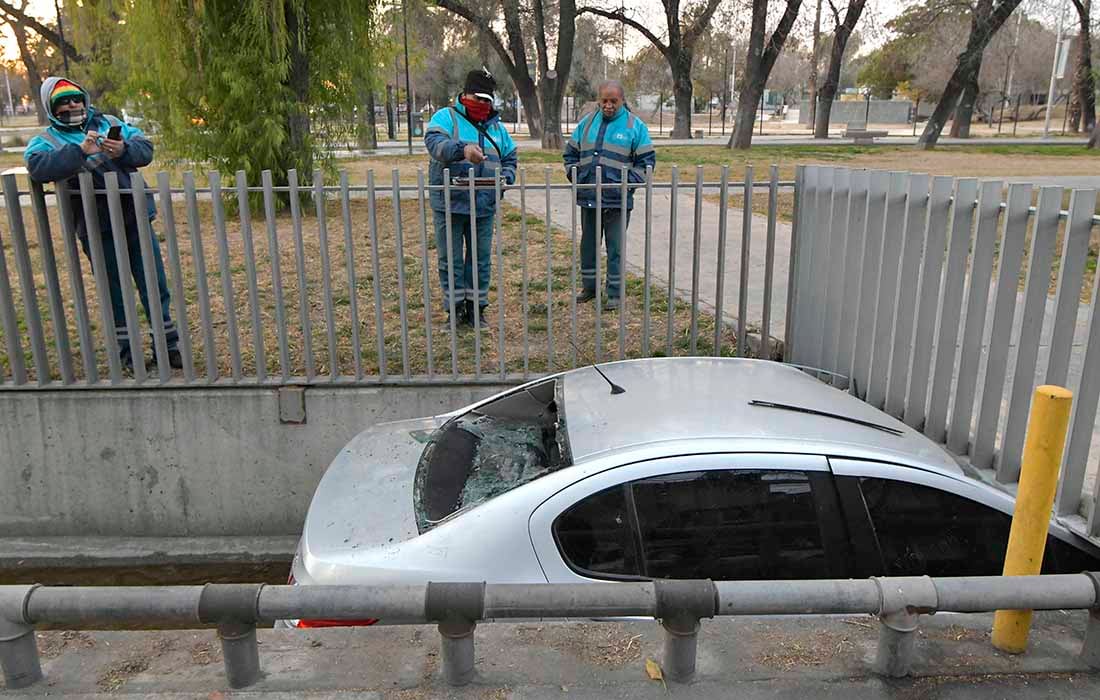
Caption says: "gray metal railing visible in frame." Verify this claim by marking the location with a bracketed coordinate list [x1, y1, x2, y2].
[789, 165, 1100, 540]
[2, 574, 1099, 689]
[0, 166, 794, 389]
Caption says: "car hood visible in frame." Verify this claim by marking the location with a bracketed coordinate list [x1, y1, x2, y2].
[301, 416, 446, 565]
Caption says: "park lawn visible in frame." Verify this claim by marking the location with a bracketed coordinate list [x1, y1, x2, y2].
[0, 196, 739, 384]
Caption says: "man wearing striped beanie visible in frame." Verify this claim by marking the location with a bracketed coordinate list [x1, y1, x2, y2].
[24, 76, 181, 372]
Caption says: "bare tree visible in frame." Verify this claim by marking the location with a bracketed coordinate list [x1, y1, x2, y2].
[807, 0, 823, 126]
[0, 0, 82, 63]
[1067, 0, 1095, 132]
[918, 0, 1022, 149]
[813, 0, 868, 137]
[729, 0, 805, 149]
[435, 0, 577, 148]
[579, 0, 724, 138]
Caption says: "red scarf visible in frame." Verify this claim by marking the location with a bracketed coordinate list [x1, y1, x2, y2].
[459, 95, 491, 123]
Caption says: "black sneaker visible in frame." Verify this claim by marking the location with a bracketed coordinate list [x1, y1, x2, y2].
[603, 296, 621, 311]
[167, 348, 183, 369]
[473, 306, 490, 329]
[444, 302, 467, 327]
[576, 289, 597, 303]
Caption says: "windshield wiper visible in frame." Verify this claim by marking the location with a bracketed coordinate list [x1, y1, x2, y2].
[748, 399, 904, 436]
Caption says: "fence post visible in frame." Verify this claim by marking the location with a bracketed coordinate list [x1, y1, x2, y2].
[426, 582, 484, 686]
[655, 579, 716, 682]
[992, 385, 1073, 653]
[0, 586, 42, 689]
[872, 576, 937, 678]
[198, 584, 263, 689]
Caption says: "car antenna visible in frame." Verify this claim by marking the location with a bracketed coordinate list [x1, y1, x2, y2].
[568, 338, 626, 395]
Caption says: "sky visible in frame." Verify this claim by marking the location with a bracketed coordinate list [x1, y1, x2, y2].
[0, 0, 58, 62]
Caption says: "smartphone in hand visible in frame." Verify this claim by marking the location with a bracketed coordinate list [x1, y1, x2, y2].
[107, 125, 122, 141]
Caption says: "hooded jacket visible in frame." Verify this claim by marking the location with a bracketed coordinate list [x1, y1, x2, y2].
[424, 98, 517, 216]
[562, 106, 655, 210]
[24, 77, 155, 239]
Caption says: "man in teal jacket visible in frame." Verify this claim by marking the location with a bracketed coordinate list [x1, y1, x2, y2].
[424, 68, 517, 328]
[563, 80, 656, 310]
[24, 76, 180, 371]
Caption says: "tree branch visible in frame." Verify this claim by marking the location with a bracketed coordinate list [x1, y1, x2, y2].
[434, 0, 518, 76]
[577, 6, 670, 56]
[683, 0, 724, 49]
[0, 0, 82, 62]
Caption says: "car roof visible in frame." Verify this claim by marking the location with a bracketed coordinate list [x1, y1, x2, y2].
[560, 357, 962, 475]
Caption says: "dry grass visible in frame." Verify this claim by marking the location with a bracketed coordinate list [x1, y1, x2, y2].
[1, 192, 737, 383]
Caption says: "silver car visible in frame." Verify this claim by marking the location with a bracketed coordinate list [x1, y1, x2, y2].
[287, 358, 1100, 626]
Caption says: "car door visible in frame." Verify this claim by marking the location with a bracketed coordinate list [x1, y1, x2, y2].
[830, 458, 1100, 576]
[528, 453, 852, 583]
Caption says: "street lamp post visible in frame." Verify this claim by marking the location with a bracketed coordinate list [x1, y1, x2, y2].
[401, 0, 414, 155]
[54, 0, 69, 74]
[1043, 0, 1068, 138]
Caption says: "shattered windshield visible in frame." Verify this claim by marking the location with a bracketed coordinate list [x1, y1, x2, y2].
[413, 378, 571, 533]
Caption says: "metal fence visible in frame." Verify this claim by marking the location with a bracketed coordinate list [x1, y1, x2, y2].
[2, 574, 1099, 689]
[788, 165, 1100, 539]
[0, 166, 793, 389]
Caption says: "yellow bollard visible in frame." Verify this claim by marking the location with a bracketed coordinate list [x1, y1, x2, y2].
[991, 385, 1073, 654]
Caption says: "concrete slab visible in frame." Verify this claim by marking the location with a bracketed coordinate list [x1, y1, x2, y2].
[5, 611, 1097, 698]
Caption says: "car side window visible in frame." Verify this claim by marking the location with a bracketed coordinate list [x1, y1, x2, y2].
[859, 477, 1011, 576]
[554, 484, 640, 577]
[631, 470, 829, 580]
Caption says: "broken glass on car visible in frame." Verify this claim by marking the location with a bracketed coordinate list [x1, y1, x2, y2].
[413, 378, 571, 533]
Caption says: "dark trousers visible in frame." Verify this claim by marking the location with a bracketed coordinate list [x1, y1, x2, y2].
[432, 211, 494, 310]
[580, 207, 629, 299]
[80, 219, 178, 363]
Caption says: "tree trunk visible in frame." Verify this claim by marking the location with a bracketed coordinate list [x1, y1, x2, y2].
[515, 75, 543, 140]
[1089, 120, 1100, 148]
[357, 89, 377, 151]
[285, 2, 312, 175]
[813, 1, 866, 139]
[731, 79, 764, 149]
[919, 0, 1021, 149]
[671, 57, 694, 138]
[949, 69, 980, 138]
[385, 84, 396, 140]
[11, 21, 44, 125]
[540, 80, 564, 149]
[807, 0, 822, 128]
[1071, 0, 1096, 132]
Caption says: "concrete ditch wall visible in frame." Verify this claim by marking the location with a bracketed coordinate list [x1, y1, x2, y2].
[0, 384, 508, 540]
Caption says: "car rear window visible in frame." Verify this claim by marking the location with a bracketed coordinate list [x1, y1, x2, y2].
[413, 378, 571, 533]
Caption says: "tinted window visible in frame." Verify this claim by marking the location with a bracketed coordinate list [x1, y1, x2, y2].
[554, 485, 640, 576]
[632, 470, 829, 580]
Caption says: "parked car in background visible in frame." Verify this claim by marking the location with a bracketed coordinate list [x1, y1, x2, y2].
[284, 358, 1100, 627]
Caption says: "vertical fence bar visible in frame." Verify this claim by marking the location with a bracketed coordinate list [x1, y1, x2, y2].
[618, 167, 627, 360]
[210, 171, 242, 381]
[157, 172, 195, 383]
[867, 172, 909, 409]
[787, 165, 812, 364]
[0, 209, 25, 384]
[2, 174, 49, 384]
[926, 178, 978, 442]
[570, 167, 579, 368]
[666, 166, 678, 356]
[1047, 190, 1097, 386]
[104, 172, 146, 383]
[546, 168, 555, 369]
[443, 170, 458, 377]
[78, 172, 122, 382]
[519, 169, 529, 377]
[904, 176, 954, 428]
[972, 183, 1032, 471]
[1058, 223, 1100, 519]
[713, 166, 729, 356]
[496, 171, 506, 378]
[884, 174, 930, 418]
[338, 171, 362, 380]
[313, 170, 338, 380]
[997, 186, 1065, 482]
[418, 170, 434, 379]
[594, 169, 603, 363]
[690, 166, 703, 354]
[738, 165, 755, 357]
[837, 169, 868, 387]
[131, 174, 172, 383]
[643, 165, 653, 358]
[55, 182, 97, 382]
[822, 168, 850, 377]
[947, 181, 1002, 455]
[852, 171, 886, 396]
[805, 166, 835, 372]
[28, 181, 73, 384]
[391, 170, 411, 378]
[366, 170, 387, 380]
[466, 172, 479, 376]
[262, 170, 291, 382]
[183, 173, 217, 381]
[760, 165, 779, 359]
[288, 170, 315, 381]
[235, 171, 266, 383]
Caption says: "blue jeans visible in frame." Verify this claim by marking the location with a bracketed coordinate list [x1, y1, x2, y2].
[80, 219, 178, 364]
[580, 207, 629, 299]
[432, 211, 494, 310]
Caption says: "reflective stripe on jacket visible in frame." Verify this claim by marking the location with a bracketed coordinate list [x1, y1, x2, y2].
[562, 107, 655, 210]
[424, 100, 517, 216]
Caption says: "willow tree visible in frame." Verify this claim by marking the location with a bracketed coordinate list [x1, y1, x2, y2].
[119, 0, 379, 185]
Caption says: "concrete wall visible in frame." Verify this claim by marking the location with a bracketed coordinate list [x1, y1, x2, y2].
[799, 100, 913, 125]
[0, 384, 508, 538]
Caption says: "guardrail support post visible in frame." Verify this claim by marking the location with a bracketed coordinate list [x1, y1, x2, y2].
[0, 586, 42, 689]
[655, 579, 717, 682]
[198, 584, 264, 689]
[872, 576, 938, 678]
[426, 582, 485, 686]
[1083, 572, 1100, 669]
[218, 622, 261, 689]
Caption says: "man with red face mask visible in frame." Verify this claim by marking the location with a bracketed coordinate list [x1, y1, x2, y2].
[425, 68, 518, 328]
